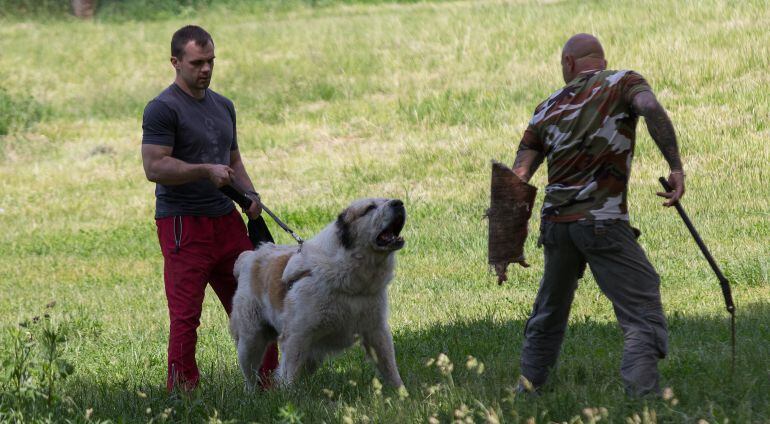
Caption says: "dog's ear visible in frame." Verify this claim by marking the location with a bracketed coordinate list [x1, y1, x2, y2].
[336, 211, 353, 249]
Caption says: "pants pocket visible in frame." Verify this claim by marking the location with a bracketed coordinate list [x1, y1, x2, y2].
[537, 221, 556, 248]
[579, 220, 623, 253]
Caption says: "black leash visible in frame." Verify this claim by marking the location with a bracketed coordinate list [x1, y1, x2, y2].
[659, 177, 736, 371]
[219, 183, 304, 247]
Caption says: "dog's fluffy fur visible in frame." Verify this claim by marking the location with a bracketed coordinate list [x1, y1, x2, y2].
[230, 198, 406, 388]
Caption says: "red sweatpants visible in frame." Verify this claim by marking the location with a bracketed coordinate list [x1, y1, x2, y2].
[156, 209, 278, 392]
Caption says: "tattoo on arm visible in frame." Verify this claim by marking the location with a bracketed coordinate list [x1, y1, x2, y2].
[633, 92, 683, 171]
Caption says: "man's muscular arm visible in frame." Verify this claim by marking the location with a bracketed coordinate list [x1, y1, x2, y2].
[229, 149, 255, 192]
[141, 144, 233, 187]
[632, 90, 685, 206]
[229, 149, 262, 218]
[512, 148, 544, 183]
[512, 128, 545, 183]
[633, 91, 682, 171]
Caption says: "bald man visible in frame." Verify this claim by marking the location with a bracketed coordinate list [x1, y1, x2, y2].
[511, 33, 685, 396]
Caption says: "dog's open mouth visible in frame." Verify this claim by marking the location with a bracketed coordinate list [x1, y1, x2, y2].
[376, 214, 405, 249]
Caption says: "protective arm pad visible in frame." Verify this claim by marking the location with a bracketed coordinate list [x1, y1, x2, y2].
[486, 161, 538, 284]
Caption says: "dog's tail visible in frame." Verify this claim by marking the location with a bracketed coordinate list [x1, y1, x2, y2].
[229, 313, 239, 344]
[233, 249, 257, 281]
[231, 250, 258, 344]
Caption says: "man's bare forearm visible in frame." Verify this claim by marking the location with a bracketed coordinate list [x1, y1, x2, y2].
[141, 145, 213, 185]
[147, 156, 211, 185]
[645, 107, 683, 171]
[229, 150, 256, 193]
[632, 91, 683, 171]
[512, 148, 544, 182]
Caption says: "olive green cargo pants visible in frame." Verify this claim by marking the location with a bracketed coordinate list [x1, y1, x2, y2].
[520, 220, 668, 396]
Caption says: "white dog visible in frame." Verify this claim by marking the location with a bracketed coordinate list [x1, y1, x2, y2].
[230, 198, 406, 389]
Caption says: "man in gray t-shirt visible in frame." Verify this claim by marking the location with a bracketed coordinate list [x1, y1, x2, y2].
[141, 25, 278, 392]
[142, 82, 241, 217]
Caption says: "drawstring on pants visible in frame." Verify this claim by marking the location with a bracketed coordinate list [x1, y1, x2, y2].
[173, 216, 183, 253]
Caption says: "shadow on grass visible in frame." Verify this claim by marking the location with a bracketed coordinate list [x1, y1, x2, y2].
[56, 301, 769, 422]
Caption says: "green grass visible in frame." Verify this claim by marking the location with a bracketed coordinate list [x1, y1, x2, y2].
[1, 0, 769, 422]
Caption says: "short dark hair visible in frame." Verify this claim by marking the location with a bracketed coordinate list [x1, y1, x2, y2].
[171, 25, 213, 58]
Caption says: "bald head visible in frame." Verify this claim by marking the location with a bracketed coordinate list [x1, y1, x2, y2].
[560, 33, 607, 83]
[562, 33, 605, 60]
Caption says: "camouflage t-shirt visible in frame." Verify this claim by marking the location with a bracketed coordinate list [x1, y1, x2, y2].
[519, 69, 652, 222]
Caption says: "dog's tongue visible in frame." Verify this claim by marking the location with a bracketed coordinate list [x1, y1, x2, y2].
[378, 231, 395, 243]
[378, 231, 405, 245]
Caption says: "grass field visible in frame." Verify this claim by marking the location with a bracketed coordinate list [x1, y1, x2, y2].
[1, 0, 769, 422]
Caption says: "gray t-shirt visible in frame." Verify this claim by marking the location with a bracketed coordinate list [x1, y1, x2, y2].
[142, 83, 238, 218]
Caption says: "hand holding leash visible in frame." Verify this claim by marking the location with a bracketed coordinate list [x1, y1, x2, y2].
[219, 182, 304, 246]
[242, 191, 263, 218]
